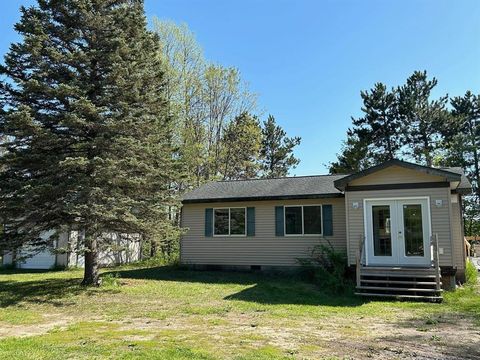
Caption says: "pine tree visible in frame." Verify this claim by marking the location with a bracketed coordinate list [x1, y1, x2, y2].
[448, 91, 480, 196]
[221, 112, 262, 180]
[446, 91, 480, 236]
[259, 115, 301, 178]
[398, 71, 449, 166]
[351, 83, 403, 163]
[0, 0, 178, 285]
[329, 129, 371, 174]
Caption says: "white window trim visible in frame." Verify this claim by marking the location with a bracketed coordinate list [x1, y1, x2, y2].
[284, 204, 323, 237]
[213, 207, 247, 237]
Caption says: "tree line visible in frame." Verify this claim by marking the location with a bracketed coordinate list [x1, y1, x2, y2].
[154, 19, 301, 186]
[330, 71, 480, 235]
[0, 0, 301, 284]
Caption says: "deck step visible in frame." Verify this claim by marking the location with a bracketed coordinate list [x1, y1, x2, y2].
[360, 272, 438, 278]
[360, 279, 441, 286]
[355, 265, 443, 301]
[360, 266, 435, 271]
[355, 292, 443, 302]
[356, 286, 442, 293]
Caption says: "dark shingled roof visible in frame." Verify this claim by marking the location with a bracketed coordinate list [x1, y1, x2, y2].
[182, 162, 472, 204]
[182, 174, 348, 203]
[441, 167, 472, 194]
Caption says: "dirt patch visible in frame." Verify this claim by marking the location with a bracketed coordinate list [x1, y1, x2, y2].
[115, 311, 480, 359]
[1, 309, 477, 359]
[0, 314, 73, 338]
[122, 334, 156, 342]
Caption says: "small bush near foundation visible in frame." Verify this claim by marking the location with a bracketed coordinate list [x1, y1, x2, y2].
[298, 241, 351, 294]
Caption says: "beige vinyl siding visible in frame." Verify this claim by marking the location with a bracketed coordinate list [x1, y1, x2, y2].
[181, 198, 346, 267]
[349, 165, 446, 186]
[450, 194, 466, 269]
[345, 187, 453, 266]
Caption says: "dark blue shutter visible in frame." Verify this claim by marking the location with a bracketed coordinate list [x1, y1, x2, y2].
[205, 208, 213, 237]
[275, 206, 284, 236]
[247, 207, 255, 236]
[322, 205, 333, 236]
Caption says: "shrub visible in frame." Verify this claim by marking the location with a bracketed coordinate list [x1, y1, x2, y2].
[298, 240, 351, 294]
[0, 263, 16, 270]
[465, 259, 478, 286]
[101, 272, 121, 287]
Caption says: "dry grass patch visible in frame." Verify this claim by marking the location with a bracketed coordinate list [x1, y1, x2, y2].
[0, 265, 478, 359]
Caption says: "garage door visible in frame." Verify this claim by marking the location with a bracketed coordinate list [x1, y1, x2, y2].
[18, 230, 56, 269]
[18, 248, 56, 269]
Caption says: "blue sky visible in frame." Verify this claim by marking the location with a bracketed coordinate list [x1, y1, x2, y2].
[1, 1, 479, 175]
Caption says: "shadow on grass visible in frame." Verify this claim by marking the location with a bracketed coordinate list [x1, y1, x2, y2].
[0, 268, 67, 274]
[223, 282, 366, 307]
[0, 266, 369, 308]
[0, 278, 85, 307]
[112, 266, 368, 307]
[0, 269, 120, 308]
[113, 266, 259, 285]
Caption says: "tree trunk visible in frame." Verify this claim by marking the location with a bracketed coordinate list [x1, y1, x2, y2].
[82, 233, 100, 286]
[150, 241, 157, 258]
[424, 139, 432, 167]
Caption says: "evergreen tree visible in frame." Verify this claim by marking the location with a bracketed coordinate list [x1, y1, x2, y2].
[221, 112, 262, 180]
[351, 83, 404, 163]
[0, 0, 178, 285]
[259, 115, 301, 178]
[445, 91, 480, 236]
[329, 129, 371, 174]
[398, 71, 449, 166]
[448, 91, 480, 196]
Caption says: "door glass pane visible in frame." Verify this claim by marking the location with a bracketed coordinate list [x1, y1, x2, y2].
[372, 205, 392, 256]
[214, 209, 229, 235]
[230, 208, 246, 235]
[403, 204, 424, 256]
[285, 206, 302, 235]
[303, 206, 322, 234]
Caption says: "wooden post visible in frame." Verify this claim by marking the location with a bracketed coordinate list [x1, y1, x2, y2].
[356, 236, 365, 288]
[356, 251, 361, 288]
[432, 233, 441, 291]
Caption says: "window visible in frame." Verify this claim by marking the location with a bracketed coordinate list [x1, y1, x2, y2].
[230, 208, 246, 235]
[372, 205, 392, 256]
[303, 206, 322, 234]
[214, 209, 229, 236]
[285, 206, 302, 235]
[285, 205, 322, 235]
[214, 208, 246, 236]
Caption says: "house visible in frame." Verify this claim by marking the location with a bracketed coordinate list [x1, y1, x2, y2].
[2, 230, 141, 269]
[180, 159, 472, 299]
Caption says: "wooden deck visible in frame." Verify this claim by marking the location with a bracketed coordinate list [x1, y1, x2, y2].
[355, 266, 443, 302]
[355, 234, 443, 302]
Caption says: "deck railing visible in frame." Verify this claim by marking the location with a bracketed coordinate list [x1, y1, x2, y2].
[431, 233, 441, 291]
[356, 236, 365, 288]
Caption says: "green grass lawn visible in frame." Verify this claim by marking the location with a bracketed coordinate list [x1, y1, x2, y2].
[0, 264, 478, 360]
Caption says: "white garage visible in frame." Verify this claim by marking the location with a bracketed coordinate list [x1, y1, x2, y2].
[2, 230, 142, 269]
[17, 248, 56, 269]
[3, 230, 57, 270]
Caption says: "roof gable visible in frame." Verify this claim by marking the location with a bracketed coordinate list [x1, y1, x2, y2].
[333, 159, 462, 191]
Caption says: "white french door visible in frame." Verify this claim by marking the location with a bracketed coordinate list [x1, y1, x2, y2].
[365, 198, 431, 266]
